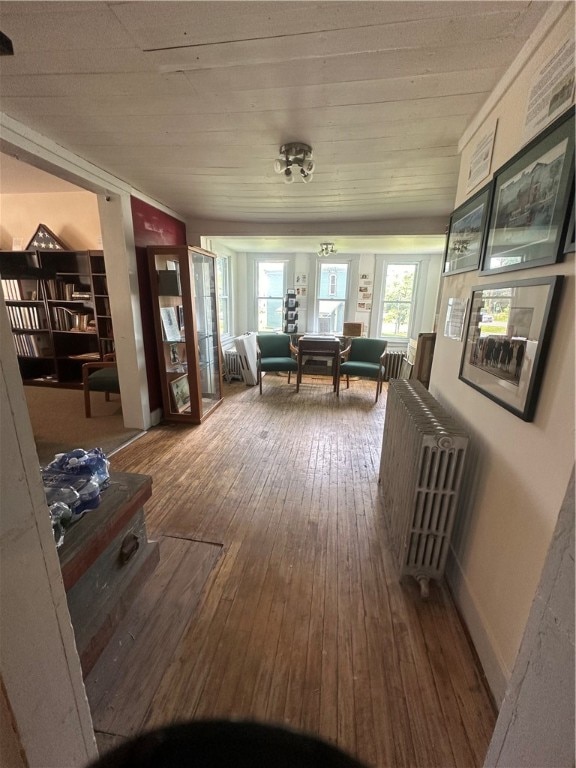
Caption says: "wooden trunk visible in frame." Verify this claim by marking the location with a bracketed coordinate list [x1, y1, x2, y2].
[58, 471, 159, 677]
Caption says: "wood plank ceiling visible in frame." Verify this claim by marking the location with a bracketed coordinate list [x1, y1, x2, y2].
[0, 2, 550, 226]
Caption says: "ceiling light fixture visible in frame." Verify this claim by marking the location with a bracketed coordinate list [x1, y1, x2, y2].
[317, 242, 337, 257]
[274, 142, 314, 184]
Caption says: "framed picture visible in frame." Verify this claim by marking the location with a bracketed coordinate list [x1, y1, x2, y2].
[443, 182, 492, 276]
[160, 306, 181, 341]
[563, 187, 575, 254]
[459, 275, 563, 421]
[169, 374, 190, 413]
[481, 108, 574, 275]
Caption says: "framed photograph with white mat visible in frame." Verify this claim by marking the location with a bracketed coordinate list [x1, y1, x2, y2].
[459, 276, 563, 421]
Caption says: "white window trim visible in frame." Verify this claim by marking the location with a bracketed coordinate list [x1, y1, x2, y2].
[248, 255, 294, 332]
[370, 255, 430, 346]
[216, 253, 233, 343]
[308, 254, 359, 333]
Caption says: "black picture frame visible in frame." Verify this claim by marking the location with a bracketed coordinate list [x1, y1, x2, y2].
[480, 108, 574, 275]
[442, 182, 492, 275]
[563, 186, 575, 255]
[459, 275, 563, 421]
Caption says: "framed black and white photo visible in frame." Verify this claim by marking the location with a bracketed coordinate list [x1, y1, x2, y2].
[459, 275, 563, 421]
[481, 108, 574, 275]
[443, 183, 492, 275]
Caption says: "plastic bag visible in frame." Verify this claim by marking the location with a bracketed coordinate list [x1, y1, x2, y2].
[49, 501, 72, 548]
[43, 474, 101, 517]
[43, 447, 110, 488]
[42, 449, 110, 544]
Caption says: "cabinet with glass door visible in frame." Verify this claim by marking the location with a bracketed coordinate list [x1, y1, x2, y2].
[147, 245, 223, 423]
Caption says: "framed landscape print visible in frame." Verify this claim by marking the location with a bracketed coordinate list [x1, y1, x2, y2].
[169, 374, 191, 413]
[481, 108, 574, 275]
[459, 275, 563, 421]
[443, 183, 492, 276]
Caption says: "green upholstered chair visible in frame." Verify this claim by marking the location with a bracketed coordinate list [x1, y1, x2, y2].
[256, 333, 298, 394]
[338, 338, 388, 402]
[82, 354, 120, 417]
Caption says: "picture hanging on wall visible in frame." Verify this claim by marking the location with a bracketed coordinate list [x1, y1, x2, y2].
[442, 182, 492, 275]
[480, 108, 574, 275]
[459, 275, 563, 421]
[26, 223, 69, 251]
[563, 189, 575, 254]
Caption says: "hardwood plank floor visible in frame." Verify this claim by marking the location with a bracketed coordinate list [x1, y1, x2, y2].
[108, 376, 496, 767]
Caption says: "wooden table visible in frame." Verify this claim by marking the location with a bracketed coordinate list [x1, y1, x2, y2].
[296, 335, 341, 393]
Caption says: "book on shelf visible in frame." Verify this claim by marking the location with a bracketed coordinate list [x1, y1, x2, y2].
[13, 333, 52, 358]
[6, 304, 42, 330]
[1, 278, 21, 300]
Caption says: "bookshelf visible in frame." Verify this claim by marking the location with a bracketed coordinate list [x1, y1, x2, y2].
[0, 250, 115, 387]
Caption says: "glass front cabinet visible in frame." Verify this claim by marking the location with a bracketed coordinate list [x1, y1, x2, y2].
[147, 245, 223, 423]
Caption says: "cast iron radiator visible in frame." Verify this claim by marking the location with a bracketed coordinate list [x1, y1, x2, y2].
[379, 379, 469, 598]
[383, 350, 405, 381]
[223, 349, 243, 382]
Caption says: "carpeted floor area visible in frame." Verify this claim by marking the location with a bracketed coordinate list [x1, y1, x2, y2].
[24, 385, 145, 467]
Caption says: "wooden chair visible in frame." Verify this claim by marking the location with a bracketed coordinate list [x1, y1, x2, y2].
[338, 338, 388, 402]
[256, 333, 298, 394]
[82, 354, 120, 417]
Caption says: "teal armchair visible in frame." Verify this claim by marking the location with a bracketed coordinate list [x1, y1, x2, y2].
[256, 333, 298, 394]
[338, 338, 388, 402]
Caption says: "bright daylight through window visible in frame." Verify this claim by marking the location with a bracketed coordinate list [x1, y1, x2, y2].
[317, 262, 348, 334]
[257, 261, 285, 331]
[381, 263, 418, 339]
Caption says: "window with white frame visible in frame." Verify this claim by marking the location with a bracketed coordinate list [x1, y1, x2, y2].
[316, 261, 349, 334]
[216, 255, 231, 339]
[380, 263, 418, 339]
[257, 261, 286, 332]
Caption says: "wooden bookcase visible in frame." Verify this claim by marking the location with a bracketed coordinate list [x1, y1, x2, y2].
[147, 245, 223, 423]
[0, 249, 114, 387]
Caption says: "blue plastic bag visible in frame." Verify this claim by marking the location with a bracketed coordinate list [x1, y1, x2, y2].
[43, 447, 110, 488]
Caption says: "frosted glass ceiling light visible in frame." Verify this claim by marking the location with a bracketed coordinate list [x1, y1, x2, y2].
[274, 142, 314, 183]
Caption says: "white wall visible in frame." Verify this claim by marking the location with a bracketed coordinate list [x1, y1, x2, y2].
[484, 469, 574, 768]
[0, 291, 97, 767]
[0, 190, 102, 250]
[430, 5, 575, 703]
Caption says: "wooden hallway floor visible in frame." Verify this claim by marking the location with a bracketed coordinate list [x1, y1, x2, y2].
[105, 375, 496, 767]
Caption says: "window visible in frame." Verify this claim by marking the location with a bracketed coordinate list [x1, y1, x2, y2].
[380, 263, 418, 339]
[257, 261, 285, 332]
[317, 262, 349, 334]
[216, 255, 231, 338]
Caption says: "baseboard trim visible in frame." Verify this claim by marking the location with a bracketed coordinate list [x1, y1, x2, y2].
[446, 549, 509, 707]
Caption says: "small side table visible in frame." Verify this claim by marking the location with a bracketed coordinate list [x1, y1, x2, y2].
[296, 336, 342, 393]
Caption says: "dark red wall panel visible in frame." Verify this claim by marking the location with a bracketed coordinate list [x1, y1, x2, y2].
[130, 197, 187, 413]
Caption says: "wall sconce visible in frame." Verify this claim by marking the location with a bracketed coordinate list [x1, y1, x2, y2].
[274, 142, 315, 184]
[317, 242, 337, 257]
